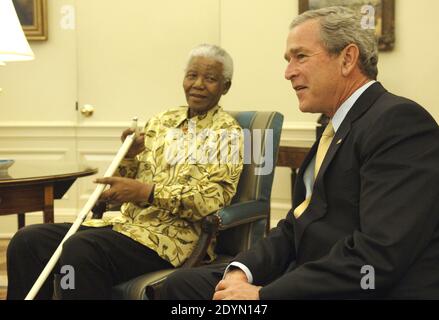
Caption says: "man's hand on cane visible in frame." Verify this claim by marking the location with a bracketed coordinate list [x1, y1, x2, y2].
[94, 177, 154, 204]
[121, 128, 145, 158]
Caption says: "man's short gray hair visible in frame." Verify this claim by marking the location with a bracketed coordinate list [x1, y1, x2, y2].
[186, 44, 234, 82]
[290, 6, 378, 79]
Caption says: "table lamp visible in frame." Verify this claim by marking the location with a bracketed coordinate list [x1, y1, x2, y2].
[0, 0, 35, 92]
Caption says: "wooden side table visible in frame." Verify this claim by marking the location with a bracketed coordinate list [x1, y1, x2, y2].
[0, 162, 97, 229]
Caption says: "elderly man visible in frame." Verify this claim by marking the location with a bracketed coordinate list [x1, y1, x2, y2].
[161, 7, 439, 299]
[7, 44, 243, 299]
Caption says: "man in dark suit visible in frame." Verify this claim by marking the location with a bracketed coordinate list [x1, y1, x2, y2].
[160, 6, 439, 299]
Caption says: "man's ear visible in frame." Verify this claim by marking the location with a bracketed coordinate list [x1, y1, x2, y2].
[341, 44, 360, 76]
[223, 80, 232, 95]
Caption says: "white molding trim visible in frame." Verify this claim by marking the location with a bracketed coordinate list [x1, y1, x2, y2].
[0, 121, 317, 144]
[0, 121, 138, 128]
[78, 149, 119, 157]
[0, 148, 69, 160]
[270, 200, 291, 229]
[281, 121, 317, 147]
[271, 200, 291, 211]
[0, 126, 76, 139]
[283, 121, 318, 130]
[0, 121, 77, 128]
[0, 275, 7, 288]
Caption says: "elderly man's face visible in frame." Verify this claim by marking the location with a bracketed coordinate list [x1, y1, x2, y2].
[183, 56, 230, 115]
[284, 19, 344, 116]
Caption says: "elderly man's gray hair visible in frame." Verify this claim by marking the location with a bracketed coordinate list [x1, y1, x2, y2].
[186, 44, 234, 82]
[290, 6, 378, 80]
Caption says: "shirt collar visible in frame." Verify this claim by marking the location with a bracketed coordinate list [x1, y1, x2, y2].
[173, 105, 221, 128]
[331, 80, 376, 132]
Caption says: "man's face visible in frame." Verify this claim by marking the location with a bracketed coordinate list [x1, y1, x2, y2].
[284, 19, 343, 116]
[183, 56, 230, 114]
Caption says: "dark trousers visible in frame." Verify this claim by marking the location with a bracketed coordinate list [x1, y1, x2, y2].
[160, 263, 227, 300]
[7, 223, 173, 300]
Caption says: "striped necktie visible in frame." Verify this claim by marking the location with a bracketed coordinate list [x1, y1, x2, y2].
[293, 121, 334, 218]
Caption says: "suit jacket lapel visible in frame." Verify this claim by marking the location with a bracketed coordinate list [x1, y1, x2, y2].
[294, 82, 388, 252]
[314, 123, 351, 183]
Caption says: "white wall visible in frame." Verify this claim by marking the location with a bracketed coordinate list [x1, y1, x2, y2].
[4, 1, 438, 123]
[379, 0, 439, 121]
[0, 0, 77, 124]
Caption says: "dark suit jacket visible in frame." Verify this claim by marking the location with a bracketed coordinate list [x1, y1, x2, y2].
[234, 82, 439, 299]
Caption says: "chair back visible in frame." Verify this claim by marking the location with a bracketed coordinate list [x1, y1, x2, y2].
[214, 111, 283, 259]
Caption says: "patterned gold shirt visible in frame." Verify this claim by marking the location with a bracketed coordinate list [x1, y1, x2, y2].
[83, 105, 243, 267]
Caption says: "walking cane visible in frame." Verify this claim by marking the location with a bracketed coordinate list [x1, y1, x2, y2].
[25, 117, 140, 300]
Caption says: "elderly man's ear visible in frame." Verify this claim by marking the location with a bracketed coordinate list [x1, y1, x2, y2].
[223, 80, 232, 95]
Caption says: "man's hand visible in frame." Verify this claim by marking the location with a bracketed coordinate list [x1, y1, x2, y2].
[121, 128, 145, 158]
[95, 177, 153, 203]
[212, 269, 262, 300]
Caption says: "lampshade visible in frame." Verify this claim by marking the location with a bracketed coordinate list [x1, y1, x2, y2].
[0, 0, 35, 62]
